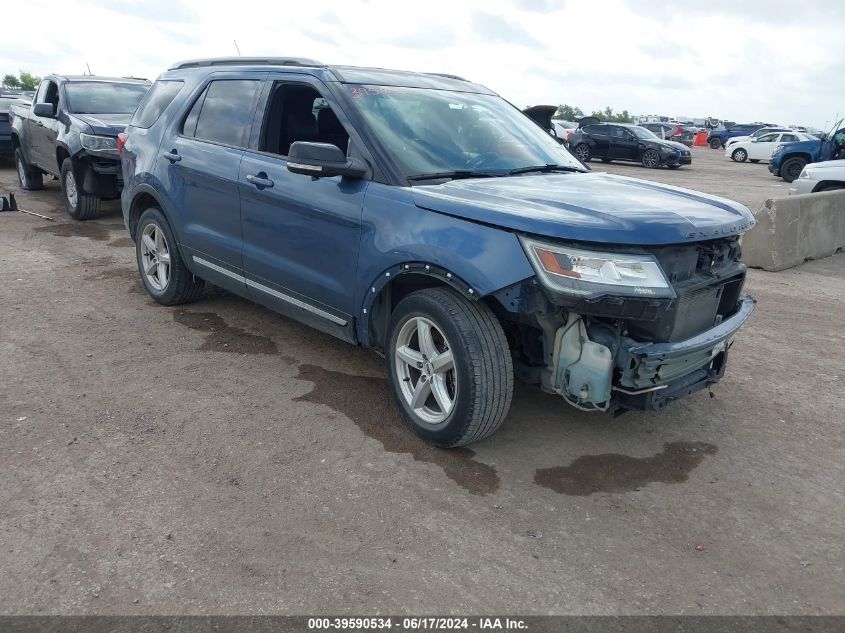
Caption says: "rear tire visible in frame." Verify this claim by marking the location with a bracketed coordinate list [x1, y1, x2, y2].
[731, 148, 748, 162]
[61, 159, 100, 220]
[709, 138, 722, 149]
[135, 207, 204, 305]
[15, 149, 43, 190]
[386, 287, 513, 448]
[780, 157, 806, 183]
[573, 143, 591, 162]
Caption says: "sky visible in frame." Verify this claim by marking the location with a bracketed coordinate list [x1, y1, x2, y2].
[2, 0, 843, 130]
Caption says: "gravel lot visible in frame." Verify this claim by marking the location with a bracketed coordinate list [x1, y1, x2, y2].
[1, 158, 843, 615]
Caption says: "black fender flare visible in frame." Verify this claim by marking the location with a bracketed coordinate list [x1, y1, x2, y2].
[357, 262, 479, 347]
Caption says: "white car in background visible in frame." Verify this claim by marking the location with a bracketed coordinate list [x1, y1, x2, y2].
[724, 126, 791, 149]
[726, 131, 814, 163]
[789, 159, 845, 195]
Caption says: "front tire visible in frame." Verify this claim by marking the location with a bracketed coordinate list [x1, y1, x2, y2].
[641, 149, 660, 168]
[135, 207, 204, 305]
[15, 149, 43, 190]
[60, 159, 100, 220]
[386, 287, 513, 448]
[731, 148, 748, 162]
[780, 157, 806, 183]
[709, 138, 722, 149]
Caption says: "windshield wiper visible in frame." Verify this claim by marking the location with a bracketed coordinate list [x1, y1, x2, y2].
[507, 164, 584, 175]
[406, 170, 498, 182]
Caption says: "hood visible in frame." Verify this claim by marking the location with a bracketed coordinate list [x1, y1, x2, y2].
[657, 139, 691, 152]
[71, 113, 131, 136]
[411, 172, 755, 245]
[725, 135, 750, 146]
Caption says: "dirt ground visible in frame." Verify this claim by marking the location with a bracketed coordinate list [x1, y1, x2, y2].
[0, 158, 843, 615]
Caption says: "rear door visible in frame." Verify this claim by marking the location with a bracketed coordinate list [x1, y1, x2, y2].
[158, 73, 264, 289]
[238, 73, 368, 338]
[582, 124, 609, 158]
[608, 125, 638, 160]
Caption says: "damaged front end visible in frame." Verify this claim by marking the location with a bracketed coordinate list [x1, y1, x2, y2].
[495, 235, 755, 414]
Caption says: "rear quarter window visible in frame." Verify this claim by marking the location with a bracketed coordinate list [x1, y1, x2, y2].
[131, 80, 184, 129]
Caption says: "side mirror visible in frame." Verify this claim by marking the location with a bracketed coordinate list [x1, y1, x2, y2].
[33, 103, 55, 118]
[287, 142, 366, 179]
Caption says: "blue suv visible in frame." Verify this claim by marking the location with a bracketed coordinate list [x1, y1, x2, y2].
[120, 57, 756, 447]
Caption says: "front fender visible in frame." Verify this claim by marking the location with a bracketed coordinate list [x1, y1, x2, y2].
[355, 182, 534, 345]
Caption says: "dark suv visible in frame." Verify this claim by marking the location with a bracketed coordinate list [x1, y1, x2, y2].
[569, 123, 692, 168]
[120, 58, 755, 447]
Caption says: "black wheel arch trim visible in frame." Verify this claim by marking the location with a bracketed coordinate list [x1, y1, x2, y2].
[359, 262, 479, 348]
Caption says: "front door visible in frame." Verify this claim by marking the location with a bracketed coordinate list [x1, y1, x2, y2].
[159, 75, 263, 288]
[747, 132, 781, 160]
[29, 79, 61, 171]
[239, 74, 368, 337]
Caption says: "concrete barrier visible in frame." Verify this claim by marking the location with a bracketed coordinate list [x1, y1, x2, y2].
[741, 190, 845, 271]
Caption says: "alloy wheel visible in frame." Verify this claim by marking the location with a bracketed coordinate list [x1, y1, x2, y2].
[642, 150, 659, 168]
[64, 171, 78, 208]
[17, 157, 27, 186]
[575, 145, 589, 161]
[140, 223, 172, 291]
[394, 316, 456, 425]
[733, 149, 747, 162]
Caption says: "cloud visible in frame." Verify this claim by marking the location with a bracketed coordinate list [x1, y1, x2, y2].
[509, 0, 567, 13]
[471, 12, 542, 47]
[382, 26, 457, 50]
[82, 0, 197, 23]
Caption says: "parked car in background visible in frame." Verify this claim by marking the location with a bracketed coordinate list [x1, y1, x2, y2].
[724, 126, 791, 149]
[707, 123, 765, 149]
[119, 57, 754, 447]
[769, 124, 845, 182]
[640, 122, 695, 147]
[726, 131, 813, 163]
[569, 122, 692, 168]
[789, 159, 845, 194]
[552, 120, 577, 145]
[10, 74, 150, 219]
[0, 96, 29, 156]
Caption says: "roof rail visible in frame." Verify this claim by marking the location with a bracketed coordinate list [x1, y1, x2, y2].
[426, 72, 469, 82]
[169, 57, 324, 70]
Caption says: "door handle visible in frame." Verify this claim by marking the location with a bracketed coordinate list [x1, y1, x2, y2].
[246, 173, 274, 189]
[161, 150, 181, 163]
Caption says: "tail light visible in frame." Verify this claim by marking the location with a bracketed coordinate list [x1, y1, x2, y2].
[117, 132, 128, 157]
[673, 125, 682, 137]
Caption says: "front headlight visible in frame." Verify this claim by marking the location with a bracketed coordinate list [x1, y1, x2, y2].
[79, 133, 119, 155]
[519, 237, 674, 299]
[799, 168, 811, 179]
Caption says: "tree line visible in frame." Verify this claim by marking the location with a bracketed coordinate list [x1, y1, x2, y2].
[2, 71, 41, 91]
[554, 104, 632, 123]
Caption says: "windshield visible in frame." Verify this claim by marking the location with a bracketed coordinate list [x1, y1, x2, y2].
[65, 82, 149, 114]
[347, 86, 585, 178]
[627, 125, 658, 140]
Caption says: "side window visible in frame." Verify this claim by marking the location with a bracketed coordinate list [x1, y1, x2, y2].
[132, 80, 184, 129]
[36, 80, 60, 115]
[259, 82, 350, 157]
[181, 79, 261, 148]
[582, 125, 607, 139]
[610, 126, 632, 141]
[757, 133, 779, 143]
[780, 134, 798, 143]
